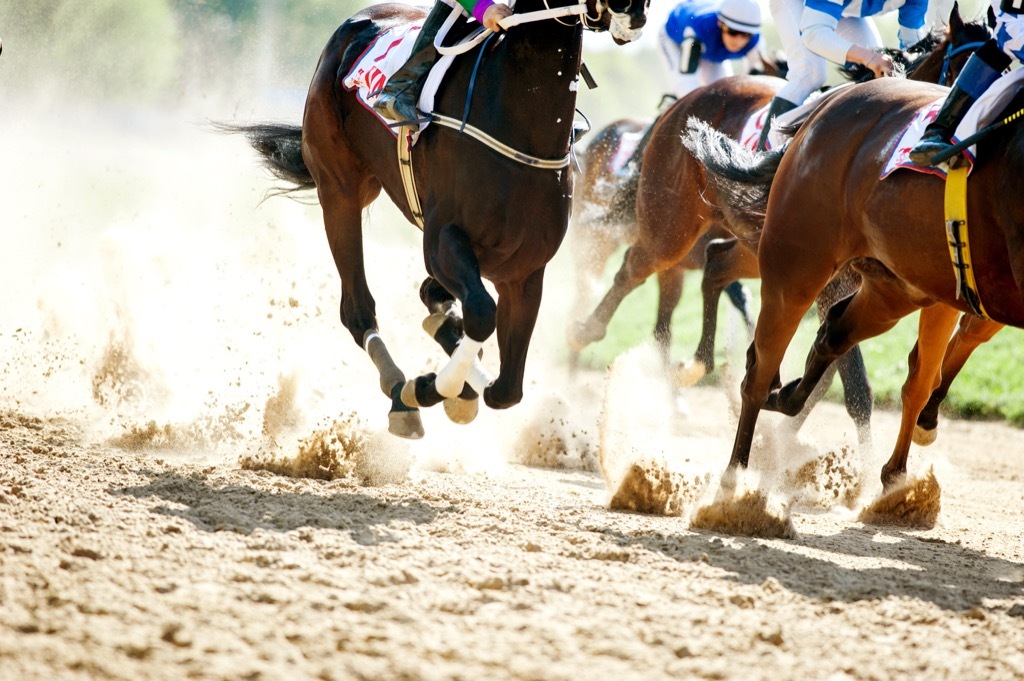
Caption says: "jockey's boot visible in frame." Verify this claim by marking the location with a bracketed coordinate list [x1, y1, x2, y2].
[372, 2, 448, 123]
[755, 96, 798, 151]
[908, 40, 1010, 166]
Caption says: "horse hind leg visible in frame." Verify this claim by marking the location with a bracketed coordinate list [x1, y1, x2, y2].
[364, 331, 425, 439]
[914, 314, 1003, 445]
[566, 241, 661, 352]
[684, 237, 759, 386]
[766, 276, 918, 423]
[316, 185, 425, 439]
[307, 129, 428, 438]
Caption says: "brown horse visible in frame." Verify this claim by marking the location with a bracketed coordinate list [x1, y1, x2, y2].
[225, 0, 649, 438]
[569, 117, 754, 360]
[567, 50, 791, 353]
[686, 40, 1020, 491]
[567, 7, 988, 448]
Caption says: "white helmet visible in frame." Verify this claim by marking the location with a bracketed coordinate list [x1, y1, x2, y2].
[717, 0, 762, 34]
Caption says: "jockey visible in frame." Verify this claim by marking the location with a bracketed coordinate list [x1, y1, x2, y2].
[373, 0, 512, 123]
[659, 0, 764, 97]
[909, 0, 1021, 165]
[756, 0, 929, 149]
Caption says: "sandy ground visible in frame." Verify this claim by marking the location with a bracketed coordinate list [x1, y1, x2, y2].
[2, 109, 1023, 681]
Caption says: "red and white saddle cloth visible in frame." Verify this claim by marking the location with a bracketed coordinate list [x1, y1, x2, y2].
[882, 68, 1024, 179]
[738, 104, 770, 151]
[341, 20, 460, 138]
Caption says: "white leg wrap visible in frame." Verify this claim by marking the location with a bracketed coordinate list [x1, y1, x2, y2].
[435, 338, 484, 398]
[465, 359, 494, 395]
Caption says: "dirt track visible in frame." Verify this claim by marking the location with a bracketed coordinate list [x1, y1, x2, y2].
[2, 111, 1023, 681]
[2, 378, 1024, 680]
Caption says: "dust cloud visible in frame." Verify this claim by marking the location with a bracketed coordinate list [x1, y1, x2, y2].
[0, 3, 954, 522]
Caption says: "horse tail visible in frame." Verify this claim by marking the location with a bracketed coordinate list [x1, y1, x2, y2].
[682, 118, 783, 228]
[215, 122, 316, 197]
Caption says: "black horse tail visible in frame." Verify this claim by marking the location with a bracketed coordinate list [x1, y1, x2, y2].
[682, 117, 784, 230]
[215, 122, 316, 198]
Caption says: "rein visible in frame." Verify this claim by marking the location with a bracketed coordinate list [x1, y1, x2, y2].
[429, 0, 588, 168]
[397, 1, 590, 228]
[938, 40, 987, 86]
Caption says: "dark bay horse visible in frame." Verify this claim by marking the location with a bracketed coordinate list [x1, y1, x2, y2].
[227, 0, 648, 438]
[567, 7, 988, 448]
[686, 60, 1022, 490]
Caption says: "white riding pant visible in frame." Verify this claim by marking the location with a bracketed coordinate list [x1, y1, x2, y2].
[993, 0, 1024, 62]
[771, 0, 882, 104]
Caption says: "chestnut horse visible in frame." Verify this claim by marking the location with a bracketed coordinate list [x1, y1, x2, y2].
[686, 54, 1022, 490]
[226, 0, 648, 438]
[568, 7, 988, 448]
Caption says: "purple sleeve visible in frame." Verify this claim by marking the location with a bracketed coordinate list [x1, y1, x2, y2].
[472, 0, 497, 24]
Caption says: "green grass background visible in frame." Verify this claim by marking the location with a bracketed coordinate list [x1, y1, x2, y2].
[571, 255, 1024, 428]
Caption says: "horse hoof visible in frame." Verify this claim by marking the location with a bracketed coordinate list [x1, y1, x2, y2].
[566, 319, 603, 353]
[388, 409, 425, 440]
[912, 425, 937, 447]
[443, 396, 479, 424]
[674, 360, 706, 388]
[719, 466, 739, 494]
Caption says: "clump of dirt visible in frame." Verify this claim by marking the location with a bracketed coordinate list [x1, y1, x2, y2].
[241, 413, 368, 481]
[859, 468, 941, 528]
[262, 374, 301, 439]
[91, 333, 149, 408]
[691, 489, 796, 539]
[787, 446, 863, 509]
[608, 461, 709, 516]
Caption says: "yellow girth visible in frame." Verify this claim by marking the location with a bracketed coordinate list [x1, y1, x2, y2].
[943, 165, 989, 319]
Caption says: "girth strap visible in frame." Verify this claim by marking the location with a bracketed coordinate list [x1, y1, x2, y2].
[397, 125, 425, 230]
[432, 114, 571, 169]
[395, 116, 570, 232]
[943, 165, 989, 318]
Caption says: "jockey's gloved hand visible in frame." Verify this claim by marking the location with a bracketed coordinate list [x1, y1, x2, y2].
[483, 4, 513, 31]
[847, 45, 894, 78]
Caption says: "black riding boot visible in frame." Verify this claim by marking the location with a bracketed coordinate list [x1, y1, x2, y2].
[372, 2, 449, 123]
[755, 96, 798, 151]
[908, 40, 1010, 166]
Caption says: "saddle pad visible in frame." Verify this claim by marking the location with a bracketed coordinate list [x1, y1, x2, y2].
[738, 88, 833, 151]
[882, 68, 1024, 179]
[341, 21, 453, 138]
[739, 104, 769, 151]
[609, 130, 644, 175]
